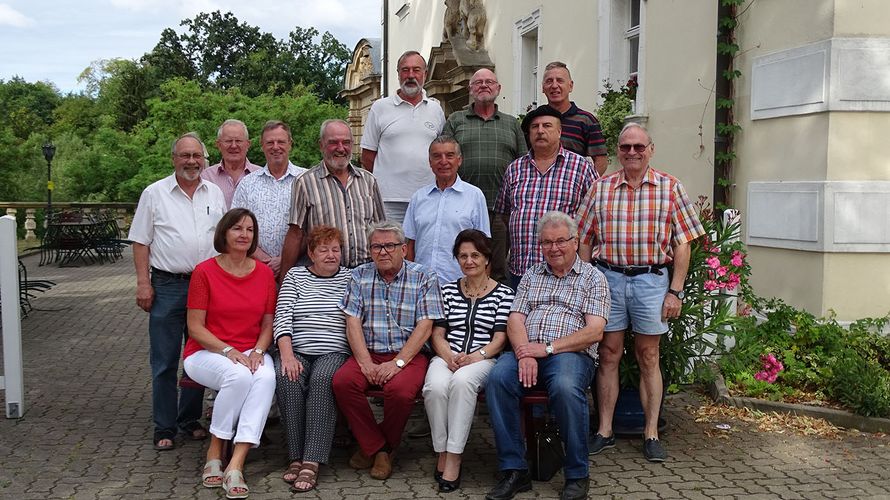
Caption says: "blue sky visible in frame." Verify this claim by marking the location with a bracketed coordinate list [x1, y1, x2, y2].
[0, 0, 381, 93]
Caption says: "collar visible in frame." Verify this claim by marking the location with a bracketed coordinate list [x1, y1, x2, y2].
[318, 161, 359, 179]
[543, 254, 583, 277]
[392, 89, 429, 106]
[527, 145, 568, 164]
[559, 101, 580, 117]
[164, 174, 207, 194]
[616, 166, 657, 187]
[426, 175, 466, 194]
[466, 103, 500, 120]
[375, 260, 407, 283]
[259, 162, 300, 179]
[213, 160, 256, 174]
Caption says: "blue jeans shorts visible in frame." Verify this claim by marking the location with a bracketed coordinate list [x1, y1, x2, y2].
[599, 265, 669, 335]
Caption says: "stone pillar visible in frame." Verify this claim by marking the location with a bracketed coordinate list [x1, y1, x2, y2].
[24, 209, 37, 241]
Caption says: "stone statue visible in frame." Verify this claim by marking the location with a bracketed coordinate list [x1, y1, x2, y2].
[443, 0, 487, 52]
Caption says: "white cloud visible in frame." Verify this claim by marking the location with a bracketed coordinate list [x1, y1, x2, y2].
[0, 3, 35, 27]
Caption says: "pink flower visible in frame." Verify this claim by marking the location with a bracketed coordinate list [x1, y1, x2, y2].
[717, 266, 728, 277]
[726, 274, 741, 289]
[704, 280, 718, 291]
[707, 256, 721, 269]
[731, 254, 744, 267]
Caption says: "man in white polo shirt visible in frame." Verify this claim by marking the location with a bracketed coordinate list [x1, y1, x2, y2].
[129, 132, 226, 451]
[361, 50, 445, 223]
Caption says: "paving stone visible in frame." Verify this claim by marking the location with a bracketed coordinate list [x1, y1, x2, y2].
[3, 248, 890, 499]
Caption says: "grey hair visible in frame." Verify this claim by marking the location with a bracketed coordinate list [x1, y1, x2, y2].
[397, 50, 427, 71]
[366, 220, 405, 244]
[216, 119, 249, 140]
[536, 211, 577, 240]
[618, 122, 652, 144]
[429, 135, 462, 156]
[319, 119, 352, 142]
[544, 61, 571, 79]
[171, 132, 206, 156]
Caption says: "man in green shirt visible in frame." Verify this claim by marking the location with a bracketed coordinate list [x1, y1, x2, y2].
[443, 68, 527, 283]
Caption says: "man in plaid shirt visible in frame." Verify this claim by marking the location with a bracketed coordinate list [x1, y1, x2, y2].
[577, 122, 705, 463]
[494, 104, 598, 290]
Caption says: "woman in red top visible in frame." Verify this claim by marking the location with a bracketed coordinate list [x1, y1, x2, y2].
[184, 208, 277, 500]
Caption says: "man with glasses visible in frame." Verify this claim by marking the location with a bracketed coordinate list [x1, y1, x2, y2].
[129, 132, 226, 451]
[201, 119, 260, 208]
[484, 211, 609, 500]
[333, 221, 444, 480]
[232, 120, 307, 275]
[494, 104, 598, 290]
[443, 68, 526, 283]
[361, 50, 445, 223]
[577, 122, 704, 462]
[542, 61, 608, 176]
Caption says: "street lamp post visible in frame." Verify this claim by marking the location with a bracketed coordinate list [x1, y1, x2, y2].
[42, 142, 56, 223]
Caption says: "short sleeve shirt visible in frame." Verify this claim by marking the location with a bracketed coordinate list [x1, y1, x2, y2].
[231, 163, 307, 257]
[360, 91, 446, 202]
[512, 256, 610, 359]
[201, 160, 261, 208]
[559, 102, 607, 159]
[576, 167, 705, 266]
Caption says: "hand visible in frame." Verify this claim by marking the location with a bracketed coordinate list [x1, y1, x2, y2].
[455, 351, 483, 368]
[662, 293, 682, 320]
[224, 348, 251, 370]
[446, 353, 461, 372]
[136, 283, 154, 312]
[246, 350, 265, 372]
[514, 342, 547, 360]
[266, 256, 282, 274]
[518, 357, 538, 388]
[376, 360, 401, 385]
[279, 354, 303, 382]
[359, 361, 379, 385]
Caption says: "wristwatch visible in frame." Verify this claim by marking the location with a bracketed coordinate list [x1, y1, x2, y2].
[479, 349, 488, 359]
[545, 342, 554, 356]
[395, 358, 406, 368]
[222, 346, 234, 356]
[668, 288, 686, 300]
[253, 348, 265, 355]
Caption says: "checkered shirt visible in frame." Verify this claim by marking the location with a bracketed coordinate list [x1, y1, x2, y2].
[443, 105, 527, 210]
[339, 260, 445, 353]
[576, 167, 705, 266]
[494, 147, 598, 276]
[512, 256, 611, 359]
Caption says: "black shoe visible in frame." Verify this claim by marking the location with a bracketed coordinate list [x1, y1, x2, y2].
[485, 469, 532, 500]
[588, 432, 615, 455]
[644, 438, 667, 462]
[561, 477, 589, 500]
[434, 468, 443, 484]
[438, 469, 461, 493]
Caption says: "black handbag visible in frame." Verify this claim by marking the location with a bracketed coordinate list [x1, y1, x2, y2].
[531, 419, 564, 481]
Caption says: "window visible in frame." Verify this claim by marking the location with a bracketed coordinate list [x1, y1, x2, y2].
[627, 0, 641, 78]
[598, 0, 645, 114]
[514, 9, 542, 115]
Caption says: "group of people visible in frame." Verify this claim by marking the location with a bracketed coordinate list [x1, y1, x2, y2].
[128, 49, 704, 500]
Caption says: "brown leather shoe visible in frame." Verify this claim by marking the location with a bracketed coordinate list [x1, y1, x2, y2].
[370, 451, 393, 480]
[349, 449, 374, 470]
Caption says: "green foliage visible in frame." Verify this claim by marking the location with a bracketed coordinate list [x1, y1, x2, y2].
[716, 42, 740, 56]
[719, 298, 890, 418]
[716, 122, 742, 136]
[595, 80, 635, 158]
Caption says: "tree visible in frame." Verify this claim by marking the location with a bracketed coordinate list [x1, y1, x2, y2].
[0, 77, 61, 140]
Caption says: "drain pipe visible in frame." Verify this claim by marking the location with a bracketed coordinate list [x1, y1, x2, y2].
[714, 1, 734, 210]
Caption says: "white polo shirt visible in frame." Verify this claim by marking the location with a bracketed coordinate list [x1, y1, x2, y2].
[128, 174, 226, 274]
[360, 91, 445, 202]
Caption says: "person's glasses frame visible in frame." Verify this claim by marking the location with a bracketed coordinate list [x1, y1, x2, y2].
[369, 242, 403, 254]
[618, 143, 651, 153]
[539, 236, 575, 249]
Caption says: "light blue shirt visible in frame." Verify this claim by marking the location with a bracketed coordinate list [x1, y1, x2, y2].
[404, 176, 490, 282]
[232, 162, 306, 257]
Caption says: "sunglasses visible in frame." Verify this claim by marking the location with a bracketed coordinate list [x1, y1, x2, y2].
[618, 143, 650, 153]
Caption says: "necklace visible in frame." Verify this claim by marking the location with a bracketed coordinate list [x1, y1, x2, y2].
[463, 277, 490, 298]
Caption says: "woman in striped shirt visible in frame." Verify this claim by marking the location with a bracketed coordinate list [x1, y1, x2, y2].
[422, 229, 514, 493]
[272, 226, 351, 493]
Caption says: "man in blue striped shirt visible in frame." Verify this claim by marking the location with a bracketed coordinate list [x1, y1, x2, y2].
[333, 221, 445, 480]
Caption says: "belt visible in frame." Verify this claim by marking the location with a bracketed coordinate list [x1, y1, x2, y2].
[151, 267, 192, 280]
[595, 259, 667, 276]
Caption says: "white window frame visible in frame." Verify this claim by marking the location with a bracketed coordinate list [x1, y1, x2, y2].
[513, 8, 542, 116]
[598, 0, 646, 115]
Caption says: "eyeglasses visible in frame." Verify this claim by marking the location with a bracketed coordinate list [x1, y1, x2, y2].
[220, 139, 247, 146]
[369, 242, 402, 254]
[470, 79, 498, 87]
[175, 153, 206, 160]
[539, 236, 575, 249]
[618, 143, 650, 153]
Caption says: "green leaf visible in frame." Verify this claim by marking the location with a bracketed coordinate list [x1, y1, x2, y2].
[722, 69, 743, 80]
[716, 97, 735, 109]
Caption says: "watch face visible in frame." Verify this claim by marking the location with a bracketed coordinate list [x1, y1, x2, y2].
[396, 359, 406, 368]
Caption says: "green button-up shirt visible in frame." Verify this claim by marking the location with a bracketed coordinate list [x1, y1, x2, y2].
[443, 104, 527, 210]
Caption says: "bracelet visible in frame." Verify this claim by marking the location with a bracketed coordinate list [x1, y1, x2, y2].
[221, 346, 234, 356]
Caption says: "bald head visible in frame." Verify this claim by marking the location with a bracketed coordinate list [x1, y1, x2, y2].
[469, 68, 500, 105]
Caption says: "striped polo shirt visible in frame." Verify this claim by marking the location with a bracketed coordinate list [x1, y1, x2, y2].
[559, 102, 608, 159]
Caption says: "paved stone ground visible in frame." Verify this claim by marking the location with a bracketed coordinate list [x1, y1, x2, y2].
[3, 249, 890, 499]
